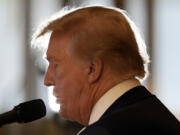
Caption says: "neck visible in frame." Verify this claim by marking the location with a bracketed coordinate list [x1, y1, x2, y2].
[88, 78, 141, 125]
[87, 73, 140, 121]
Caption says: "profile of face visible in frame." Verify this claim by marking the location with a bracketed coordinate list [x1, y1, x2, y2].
[44, 31, 92, 124]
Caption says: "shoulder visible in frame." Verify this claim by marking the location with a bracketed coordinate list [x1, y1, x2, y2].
[80, 86, 180, 135]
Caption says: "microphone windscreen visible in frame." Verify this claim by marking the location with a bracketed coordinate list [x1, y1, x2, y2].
[13, 99, 46, 123]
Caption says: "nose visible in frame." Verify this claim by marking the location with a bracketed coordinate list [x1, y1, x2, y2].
[44, 67, 54, 86]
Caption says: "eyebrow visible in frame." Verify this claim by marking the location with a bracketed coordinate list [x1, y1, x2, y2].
[46, 56, 51, 61]
[45, 55, 61, 62]
[44, 55, 52, 61]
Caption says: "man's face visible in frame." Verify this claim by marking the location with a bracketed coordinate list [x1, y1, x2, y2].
[44, 31, 91, 124]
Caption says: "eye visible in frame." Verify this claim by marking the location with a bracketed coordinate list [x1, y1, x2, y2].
[53, 63, 58, 69]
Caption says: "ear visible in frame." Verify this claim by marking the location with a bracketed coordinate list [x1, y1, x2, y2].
[87, 58, 103, 84]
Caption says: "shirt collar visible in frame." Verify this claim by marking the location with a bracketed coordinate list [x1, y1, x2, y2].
[88, 78, 141, 125]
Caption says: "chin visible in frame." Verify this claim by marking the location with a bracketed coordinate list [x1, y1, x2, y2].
[60, 109, 77, 122]
[59, 108, 69, 119]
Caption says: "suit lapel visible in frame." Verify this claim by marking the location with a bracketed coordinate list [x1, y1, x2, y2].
[99, 86, 153, 121]
[79, 86, 153, 135]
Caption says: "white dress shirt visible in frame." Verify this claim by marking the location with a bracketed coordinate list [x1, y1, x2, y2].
[77, 78, 141, 134]
[88, 78, 141, 125]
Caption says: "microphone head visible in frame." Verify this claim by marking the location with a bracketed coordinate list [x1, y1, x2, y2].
[13, 99, 46, 123]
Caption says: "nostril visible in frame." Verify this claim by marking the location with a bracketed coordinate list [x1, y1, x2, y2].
[44, 78, 51, 86]
[44, 77, 55, 87]
[44, 72, 54, 86]
[44, 79, 53, 86]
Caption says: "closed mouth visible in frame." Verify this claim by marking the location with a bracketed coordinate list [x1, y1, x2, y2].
[55, 96, 60, 103]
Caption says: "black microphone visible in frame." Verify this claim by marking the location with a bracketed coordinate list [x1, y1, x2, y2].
[0, 99, 46, 127]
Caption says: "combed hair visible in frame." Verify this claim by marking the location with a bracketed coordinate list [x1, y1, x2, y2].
[31, 5, 150, 81]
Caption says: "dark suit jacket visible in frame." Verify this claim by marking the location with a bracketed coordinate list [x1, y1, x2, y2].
[80, 86, 180, 135]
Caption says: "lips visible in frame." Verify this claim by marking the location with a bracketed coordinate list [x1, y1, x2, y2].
[53, 93, 60, 103]
[53, 87, 65, 105]
[53, 87, 59, 96]
[52, 87, 60, 103]
[56, 97, 60, 104]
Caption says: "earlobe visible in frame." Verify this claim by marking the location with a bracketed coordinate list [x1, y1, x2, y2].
[88, 58, 103, 84]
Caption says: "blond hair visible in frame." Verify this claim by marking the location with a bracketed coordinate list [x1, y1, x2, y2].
[32, 6, 150, 81]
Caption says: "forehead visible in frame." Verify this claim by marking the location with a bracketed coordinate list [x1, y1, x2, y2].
[46, 31, 71, 61]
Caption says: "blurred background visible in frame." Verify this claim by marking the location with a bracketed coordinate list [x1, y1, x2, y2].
[0, 0, 180, 134]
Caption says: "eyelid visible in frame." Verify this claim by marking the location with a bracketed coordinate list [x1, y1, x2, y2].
[47, 60, 59, 69]
[54, 63, 58, 68]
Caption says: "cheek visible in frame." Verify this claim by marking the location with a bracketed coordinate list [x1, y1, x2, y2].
[55, 68, 84, 98]
[54, 63, 88, 101]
